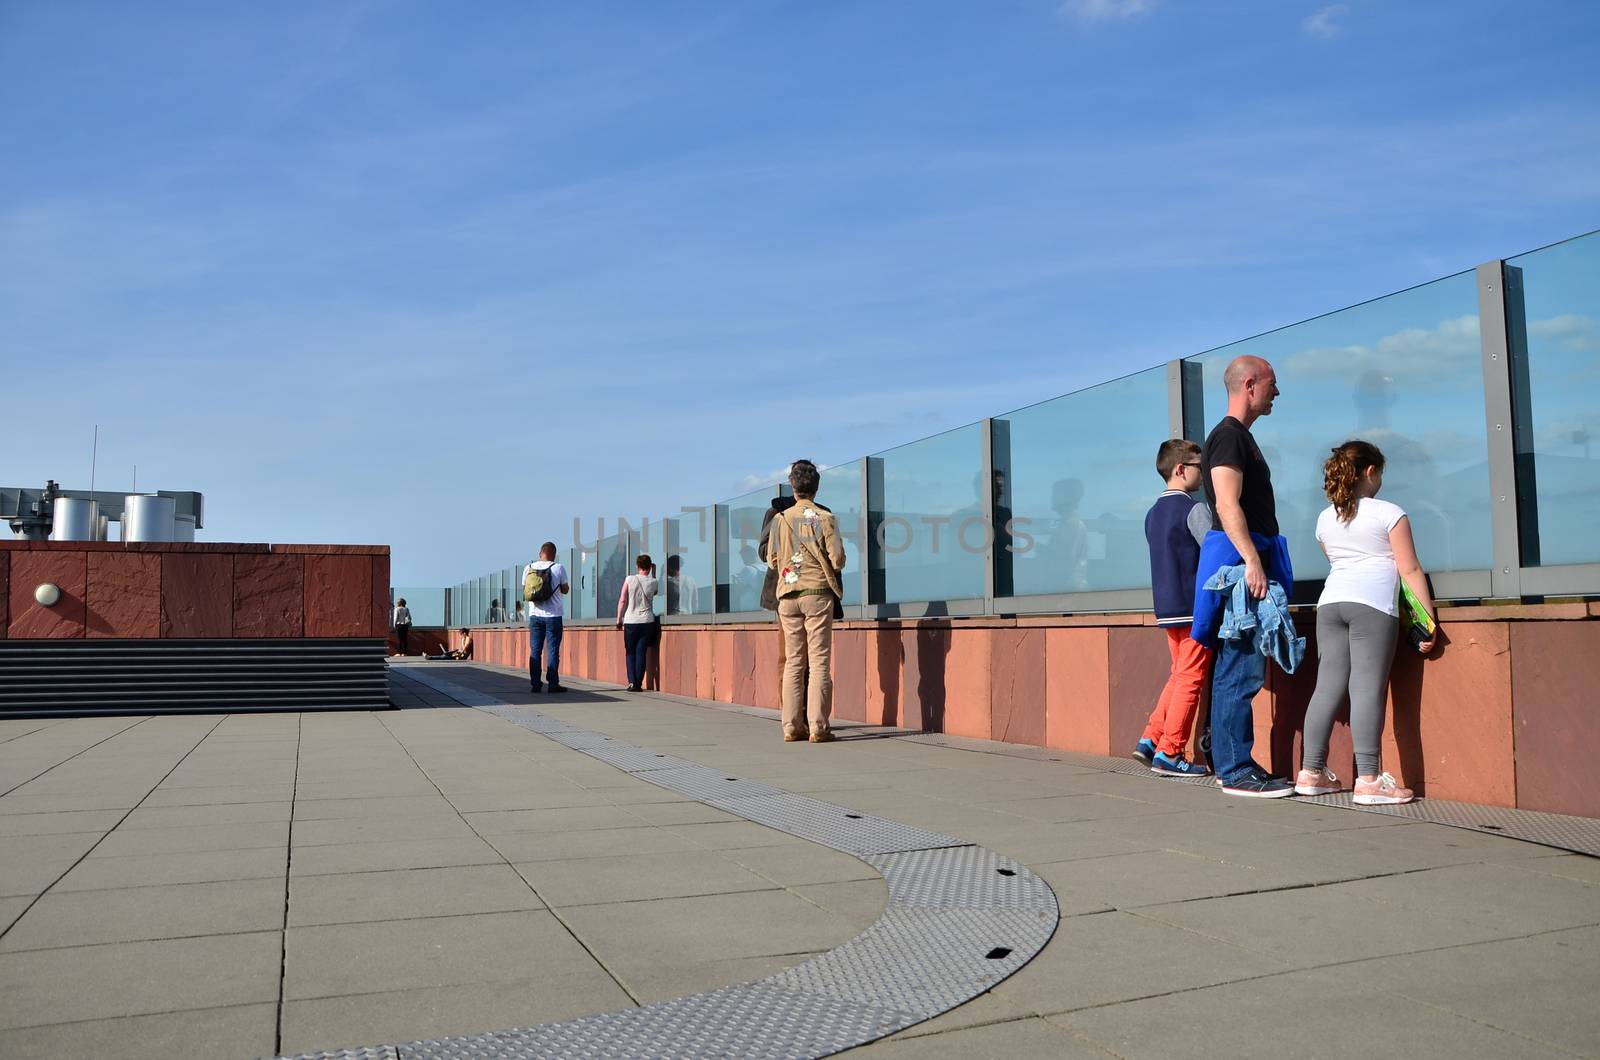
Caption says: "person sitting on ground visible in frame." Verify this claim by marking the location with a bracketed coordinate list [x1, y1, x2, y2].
[427, 629, 474, 661]
[617, 554, 658, 692]
[1133, 439, 1214, 778]
[1296, 441, 1436, 805]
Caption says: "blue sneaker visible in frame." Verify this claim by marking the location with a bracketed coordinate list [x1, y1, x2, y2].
[1132, 738, 1156, 766]
[1151, 751, 1211, 778]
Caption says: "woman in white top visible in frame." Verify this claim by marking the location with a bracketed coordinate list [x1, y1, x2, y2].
[1296, 441, 1437, 805]
[616, 554, 659, 692]
[392, 598, 412, 657]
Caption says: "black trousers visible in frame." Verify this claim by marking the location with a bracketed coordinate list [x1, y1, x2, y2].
[623, 622, 652, 687]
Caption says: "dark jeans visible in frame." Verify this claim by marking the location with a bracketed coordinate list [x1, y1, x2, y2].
[395, 625, 410, 653]
[623, 622, 652, 687]
[1210, 629, 1268, 783]
[529, 616, 563, 688]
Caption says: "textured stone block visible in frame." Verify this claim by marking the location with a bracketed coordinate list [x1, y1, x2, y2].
[233, 554, 303, 639]
[0, 553, 7, 638]
[865, 628, 903, 727]
[694, 632, 715, 700]
[732, 629, 759, 706]
[751, 627, 781, 710]
[1107, 626, 1172, 759]
[830, 628, 867, 723]
[712, 631, 735, 703]
[370, 554, 391, 638]
[1044, 626, 1108, 754]
[86, 552, 161, 638]
[1510, 622, 1600, 817]
[900, 625, 952, 733]
[990, 627, 1046, 747]
[160, 553, 234, 638]
[303, 555, 370, 638]
[9, 550, 87, 639]
[1383, 621, 1513, 805]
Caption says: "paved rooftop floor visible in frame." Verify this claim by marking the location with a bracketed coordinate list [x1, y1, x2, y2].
[1, 661, 1597, 1059]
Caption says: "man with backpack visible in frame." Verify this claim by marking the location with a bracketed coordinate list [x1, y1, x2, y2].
[524, 542, 571, 693]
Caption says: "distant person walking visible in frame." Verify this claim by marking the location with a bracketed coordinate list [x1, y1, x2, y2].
[524, 542, 571, 693]
[617, 554, 659, 692]
[767, 460, 846, 743]
[1133, 439, 1214, 778]
[1296, 441, 1436, 805]
[391, 598, 412, 657]
[1193, 355, 1297, 797]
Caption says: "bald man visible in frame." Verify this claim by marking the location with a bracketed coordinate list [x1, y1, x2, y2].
[1192, 355, 1296, 797]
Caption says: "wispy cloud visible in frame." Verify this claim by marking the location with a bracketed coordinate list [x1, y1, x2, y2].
[1059, 0, 1153, 24]
[1302, 4, 1350, 39]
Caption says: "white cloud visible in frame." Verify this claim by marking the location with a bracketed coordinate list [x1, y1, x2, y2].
[1283, 314, 1482, 383]
[1529, 314, 1600, 354]
[1059, 0, 1152, 24]
[733, 468, 792, 494]
[1302, 4, 1350, 39]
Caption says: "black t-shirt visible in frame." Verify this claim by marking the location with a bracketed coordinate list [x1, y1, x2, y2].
[1201, 416, 1279, 538]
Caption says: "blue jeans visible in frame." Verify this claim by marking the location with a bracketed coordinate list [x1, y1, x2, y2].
[1210, 628, 1267, 783]
[529, 616, 563, 688]
[623, 622, 652, 687]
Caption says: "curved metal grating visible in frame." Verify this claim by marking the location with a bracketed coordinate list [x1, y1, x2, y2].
[280, 669, 1061, 1060]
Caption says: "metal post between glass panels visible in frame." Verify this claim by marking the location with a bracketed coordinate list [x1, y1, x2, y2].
[1477, 260, 1526, 599]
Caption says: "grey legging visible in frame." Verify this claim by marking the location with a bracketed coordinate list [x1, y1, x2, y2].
[1302, 601, 1399, 778]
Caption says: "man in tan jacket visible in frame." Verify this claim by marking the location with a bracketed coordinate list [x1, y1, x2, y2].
[766, 459, 847, 743]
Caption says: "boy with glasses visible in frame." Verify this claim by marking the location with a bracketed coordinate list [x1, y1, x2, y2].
[1133, 439, 1214, 777]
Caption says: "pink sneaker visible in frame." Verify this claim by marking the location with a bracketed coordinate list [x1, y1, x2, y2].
[1294, 767, 1341, 796]
[1353, 772, 1414, 805]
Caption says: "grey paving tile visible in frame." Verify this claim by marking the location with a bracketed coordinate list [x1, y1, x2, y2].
[624, 951, 825, 1004]
[117, 800, 292, 831]
[293, 795, 462, 820]
[846, 1015, 1118, 1058]
[284, 910, 593, 999]
[1055, 967, 1572, 1060]
[52, 846, 286, 892]
[0, 833, 104, 896]
[612, 799, 741, 826]
[514, 850, 778, 907]
[291, 814, 478, 848]
[663, 819, 815, 851]
[557, 887, 865, 984]
[0, 877, 285, 952]
[1134, 882, 1517, 966]
[1517, 854, 1600, 886]
[715, 842, 880, 887]
[792, 878, 889, 922]
[289, 864, 544, 926]
[1314, 818, 1559, 862]
[463, 803, 655, 835]
[0, 896, 29, 934]
[487, 825, 707, 862]
[291, 836, 504, 876]
[0, 810, 123, 837]
[0, 931, 282, 1027]
[90, 820, 289, 857]
[0, 792, 140, 814]
[994, 908, 1294, 1016]
[279, 974, 636, 1056]
[1332, 925, 1600, 1057]
[1031, 849, 1307, 909]
[1329, 861, 1600, 935]
[140, 783, 296, 807]
[877, 987, 1034, 1042]
[0, 1003, 277, 1060]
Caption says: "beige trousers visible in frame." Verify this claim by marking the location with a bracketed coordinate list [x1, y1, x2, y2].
[778, 594, 834, 736]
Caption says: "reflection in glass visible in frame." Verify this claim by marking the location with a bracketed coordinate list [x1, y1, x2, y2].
[1193, 270, 1491, 579]
[995, 366, 1171, 597]
[1507, 231, 1600, 566]
[870, 424, 986, 605]
[719, 486, 782, 613]
[597, 531, 628, 620]
[666, 512, 713, 615]
[819, 461, 864, 605]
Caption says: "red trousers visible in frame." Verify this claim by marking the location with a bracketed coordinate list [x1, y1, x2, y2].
[1141, 627, 1213, 757]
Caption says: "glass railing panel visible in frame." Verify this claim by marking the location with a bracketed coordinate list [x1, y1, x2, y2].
[642, 518, 667, 616]
[666, 512, 713, 615]
[390, 587, 446, 627]
[819, 460, 863, 605]
[572, 545, 596, 620]
[719, 485, 781, 613]
[597, 531, 628, 621]
[1192, 269, 1491, 580]
[1506, 230, 1600, 567]
[870, 423, 986, 605]
[995, 366, 1170, 597]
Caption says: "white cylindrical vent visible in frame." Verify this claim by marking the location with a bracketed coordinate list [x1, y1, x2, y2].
[173, 514, 196, 542]
[96, 513, 110, 541]
[125, 494, 177, 542]
[49, 498, 99, 542]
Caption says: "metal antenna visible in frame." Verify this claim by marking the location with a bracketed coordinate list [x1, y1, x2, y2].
[89, 425, 99, 502]
[132, 465, 137, 494]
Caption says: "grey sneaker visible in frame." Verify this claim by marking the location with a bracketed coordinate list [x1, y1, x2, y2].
[1220, 770, 1295, 798]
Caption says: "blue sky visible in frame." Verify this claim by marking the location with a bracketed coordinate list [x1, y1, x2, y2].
[2, 0, 1596, 585]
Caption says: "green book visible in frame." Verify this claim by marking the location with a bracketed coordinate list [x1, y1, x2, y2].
[1400, 581, 1435, 636]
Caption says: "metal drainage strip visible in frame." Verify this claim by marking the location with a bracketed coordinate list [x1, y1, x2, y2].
[286, 672, 1060, 1060]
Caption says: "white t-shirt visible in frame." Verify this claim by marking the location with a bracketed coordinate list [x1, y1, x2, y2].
[1316, 497, 1407, 616]
[526, 561, 570, 619]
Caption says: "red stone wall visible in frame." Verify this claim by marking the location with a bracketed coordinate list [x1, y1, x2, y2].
[0, 541, 389, 641]
[462, 601, 1600, 817]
